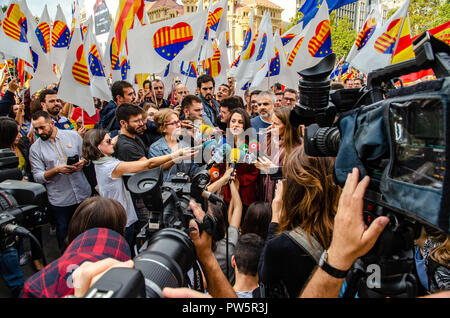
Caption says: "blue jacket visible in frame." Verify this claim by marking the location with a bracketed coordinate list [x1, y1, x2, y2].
[98, 100, 120, 132]
[0, 91, 15, 117]
[200, 95, 219, 128]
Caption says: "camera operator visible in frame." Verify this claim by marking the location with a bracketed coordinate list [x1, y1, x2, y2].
[258, 146, 341, 298]
[21, 227, 132, 298]
[70, 200, 237, 298]
[299, 168, 389, 297]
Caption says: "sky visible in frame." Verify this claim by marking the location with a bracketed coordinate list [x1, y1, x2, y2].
[1, 0, 296, 23]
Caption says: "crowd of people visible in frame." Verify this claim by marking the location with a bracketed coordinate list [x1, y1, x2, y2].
[0, 71, 448, 299]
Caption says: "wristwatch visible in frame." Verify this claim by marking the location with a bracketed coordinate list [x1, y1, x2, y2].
[318, 250, 349, 279]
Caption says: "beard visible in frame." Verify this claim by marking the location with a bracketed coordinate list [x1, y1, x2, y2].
[38, 130, 53, 141]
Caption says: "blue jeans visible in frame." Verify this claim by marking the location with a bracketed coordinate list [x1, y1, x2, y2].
[0, 247, 25, 296]
[48, 204, 79, 252]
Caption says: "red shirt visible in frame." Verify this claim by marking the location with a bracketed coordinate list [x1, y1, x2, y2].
[219, 163, 259, 206]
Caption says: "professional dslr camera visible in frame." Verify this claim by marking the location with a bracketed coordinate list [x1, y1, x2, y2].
[290, 32, 450, 298]
[0, 149, 47, 254]
[84, 167, 225, 298]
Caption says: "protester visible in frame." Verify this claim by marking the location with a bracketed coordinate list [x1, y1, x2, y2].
[232, 233, 265, 298]
[197, 74, 220, 128]
[258, 146, 341, 298]
[344, 78, 354, 89]
[172, 83, 190, 111]
[98, 80, 136, 135]
[218, 96, 244, 131]
[82, 128, 195, 247]
[0, 78, 19, 117]
[139, 102, 162, 148]
[39, 89, 74, 131]
[70, 105, 100, 131]
[149, 79, 171, 109]
[216, 83, 231, 102]
[180, 95, 205, 124]
[274, 91, 283, 108]
[8, 103, 31, 137]
[353, 77, 364, 88]
[149, 108, 202, 181]
[113, 103, 151, 235]
[282, 88, 298, 107]
[249, 90, 261, 118]
[29, 111, 91, 252]
[250, 91, 275, 134]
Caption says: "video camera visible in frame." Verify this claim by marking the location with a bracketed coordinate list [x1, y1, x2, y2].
[84, 167, 225, 298]
[0, 149, 47, 253]
[289, 32, 450, 298]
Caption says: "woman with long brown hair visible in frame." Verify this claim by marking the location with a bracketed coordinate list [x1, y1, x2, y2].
[258, 146, 341, 298]
[256, 106, 302, 202]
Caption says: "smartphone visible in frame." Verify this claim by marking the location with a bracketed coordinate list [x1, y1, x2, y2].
[67, 155, 79, 166]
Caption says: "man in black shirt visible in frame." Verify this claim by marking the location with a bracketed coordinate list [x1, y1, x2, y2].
[114, 103, 148, 161]
[113, 103, 149, 241]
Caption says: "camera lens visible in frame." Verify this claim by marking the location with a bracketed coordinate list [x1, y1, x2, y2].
[133, 228, 195, 298]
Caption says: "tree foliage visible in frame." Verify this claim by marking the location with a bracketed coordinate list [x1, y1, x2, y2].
[330, 12, 356, 61]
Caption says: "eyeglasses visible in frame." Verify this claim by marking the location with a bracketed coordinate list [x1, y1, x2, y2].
[165, 120, 182, 127]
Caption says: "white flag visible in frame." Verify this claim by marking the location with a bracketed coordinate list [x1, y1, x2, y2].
[22, 3, 58, 95]
[250, 11, 275, 89]
[103, 19, 118, 80]
[252, 33, 299, 91]
[203, 29, 229, 86]
[57, 14, 95, 117]
[349, 0, 410, 74]
[50, 5, 71, 74]
[84, 17, 112, 101]
[285, 1, 332, 73]
[127, 10, 208, 75]
[235, 11, 270, 95]
[281, 21, 303, 56]
[0, 1, 33, 65]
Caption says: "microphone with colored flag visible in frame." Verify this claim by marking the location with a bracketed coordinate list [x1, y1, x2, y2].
[229, 148, 243, 183]
[206, 143, 232, 169]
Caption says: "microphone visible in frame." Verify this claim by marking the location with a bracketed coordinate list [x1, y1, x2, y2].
[200, 125, 214, 136]
[229, 148, 243, 183]
[206, 143, 232, 169]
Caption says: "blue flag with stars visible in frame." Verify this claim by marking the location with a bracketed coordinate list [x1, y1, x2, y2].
[299, 0, 358, 27]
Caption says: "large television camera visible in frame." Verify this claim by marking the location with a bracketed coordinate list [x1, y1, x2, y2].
[290, 32, 450, 297]
[84, 167, 225, 298]
[0, 149, 47, 255]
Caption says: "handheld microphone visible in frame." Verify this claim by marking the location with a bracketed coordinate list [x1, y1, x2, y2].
[200, 125, 214, 136]
[206, 143, 232, 169]
[229, 148, 243, 183]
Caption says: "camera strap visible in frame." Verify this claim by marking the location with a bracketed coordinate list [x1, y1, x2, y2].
[286, 227, 323, 264]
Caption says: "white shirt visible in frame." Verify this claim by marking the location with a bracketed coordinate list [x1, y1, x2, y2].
[94, 157, 138, 227]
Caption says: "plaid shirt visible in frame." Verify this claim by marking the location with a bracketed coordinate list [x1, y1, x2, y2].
[21, 228, 131, 298]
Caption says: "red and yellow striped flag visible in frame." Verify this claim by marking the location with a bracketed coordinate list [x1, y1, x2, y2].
[114, 0, 145, 53]
[391, 16, 414, 64]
